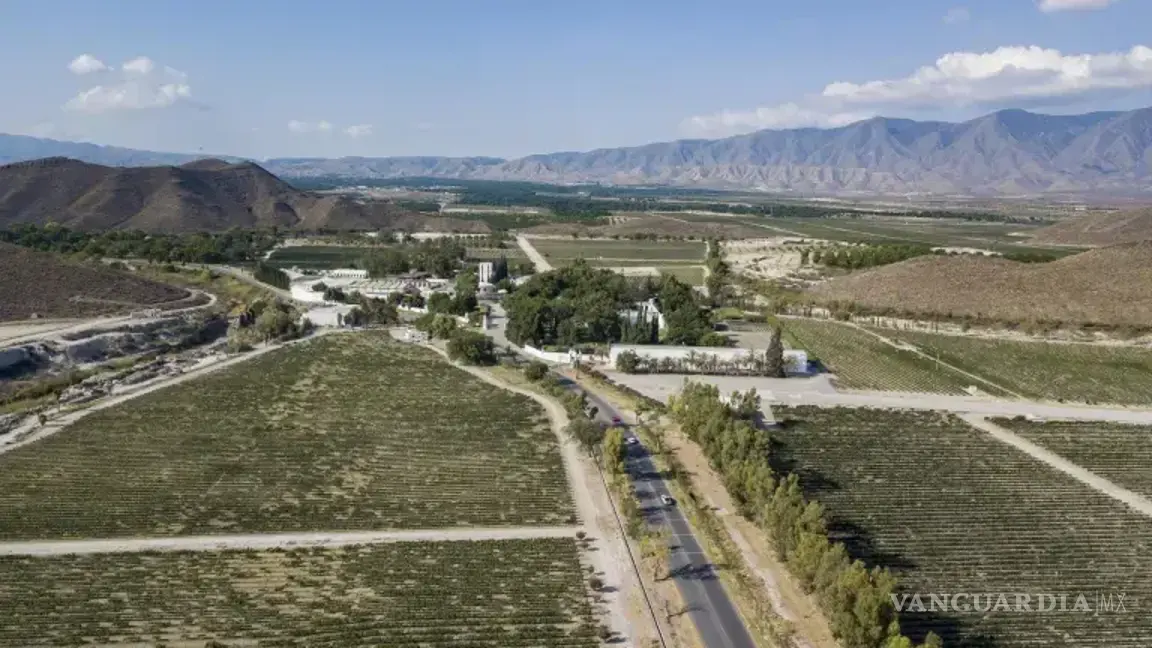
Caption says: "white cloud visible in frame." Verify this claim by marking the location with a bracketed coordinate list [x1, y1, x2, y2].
[68, 54, 107, 75]
[944, 7, 971, 23]
[64, 55, 193, 113]
[287, 120, 335, 134]
[683, 44, 1152, 136]
[683, 103, 869, 136]
[1038, 0, 1119, 12]
[121, 56, 156, 75]
[344, 124, 373, 138]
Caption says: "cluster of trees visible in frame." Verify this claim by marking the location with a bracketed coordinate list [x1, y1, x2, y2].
[253, 263, 290, 290]
[229, 300, 312, 349]
[363, 238, 467, 278]
[446, 330, 497, 365]
[669, 383, 941, 648]
[0, 224, 280, 264]
[803, 244, 933, 270]
[426, 270, 479, 316]
[503, 262, 714, 349]
[615, 328, 786, 376]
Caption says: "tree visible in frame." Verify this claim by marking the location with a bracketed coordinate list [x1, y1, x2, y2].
[524, 361, 549, 381]
[364, 248, 410, 277]
[567, 418, 605, 456]
[492, 255, 510, 283]
[603, 425, 626, 474]
[615, 350, 641, 373]
[765, 325, 786, 377]
[447, 330, 496, 365]
[255, 306, 295, 341]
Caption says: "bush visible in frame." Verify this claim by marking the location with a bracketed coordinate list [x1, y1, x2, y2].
[524, 361, 549, 382]
[447, 330, 497, 366]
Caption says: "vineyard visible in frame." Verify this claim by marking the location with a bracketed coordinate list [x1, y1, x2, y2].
[265, 245, 384, 269]
[866, 327, 1152, 405]
[771, 406, 1152, 647]
[0, 538, 599, 647]
[0, 332, 575, 539]
[782, 318, 1001, 395]
[996, 418, 1152, 498]
[530, 238, 707, 262]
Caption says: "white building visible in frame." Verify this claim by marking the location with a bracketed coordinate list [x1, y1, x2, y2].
[607, 344, 809, 375]
[300, 304, 358, 328]
[478, 261, 495, 285]
[326, 268, 369, 279]
[619, 298, 666, 332]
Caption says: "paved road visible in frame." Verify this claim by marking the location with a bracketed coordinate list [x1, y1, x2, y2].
[575, 382, 758, 648]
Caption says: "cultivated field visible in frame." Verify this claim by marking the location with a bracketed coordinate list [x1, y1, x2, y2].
[871, 327, 1152, 405]
[0, 242, 192, 322]
[0, 332, 575, 539]
[466, 246, 528, 261]
[996, 419, 1152, 499]
[772, 406, 1152, 648]
[529, 238, 707, 263]
[782, 318, 1002, 395]
[0, 538, 599, 647]
[265, 244, 383, 269]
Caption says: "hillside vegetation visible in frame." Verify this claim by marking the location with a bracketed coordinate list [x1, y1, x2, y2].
[0, 242, 190, 321]
[0, 157, 488, 233]
[1030, 207, 1152, 247]
[811, 242, 1152, 328]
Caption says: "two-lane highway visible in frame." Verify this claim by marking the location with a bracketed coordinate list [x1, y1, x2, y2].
[576, 381, 759, 648]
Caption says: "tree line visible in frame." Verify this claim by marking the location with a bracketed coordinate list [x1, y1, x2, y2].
[0, 224, 281, 264]
[253, 263, 290, 290]
[668, 382, 942, 648]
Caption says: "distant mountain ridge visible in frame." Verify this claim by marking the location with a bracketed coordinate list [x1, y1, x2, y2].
[4, 106, 1152, 196]
[0, 157, 488, 233]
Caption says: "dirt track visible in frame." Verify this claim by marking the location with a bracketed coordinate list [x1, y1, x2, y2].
[0, 526, 582, 557]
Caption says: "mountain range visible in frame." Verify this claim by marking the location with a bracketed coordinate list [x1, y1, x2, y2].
[3, 107, 1152, 196]
[0, 157, 487, 233]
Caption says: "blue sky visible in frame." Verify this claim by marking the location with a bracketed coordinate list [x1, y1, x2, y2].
[0, 0, 1148, 159]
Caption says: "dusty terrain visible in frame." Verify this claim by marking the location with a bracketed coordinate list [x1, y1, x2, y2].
[811, 241, 1152, 328]
[0, 243, 192, 321]
[1030, 206, 1152, 247]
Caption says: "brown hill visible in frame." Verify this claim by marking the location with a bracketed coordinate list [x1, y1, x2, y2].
[0, 157, 489, 234]
[0, 242, 193, 321]
[810, 243, 1152, 328]
[1030, 207, 1152, 247]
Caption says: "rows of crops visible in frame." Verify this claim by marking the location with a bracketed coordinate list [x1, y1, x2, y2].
[867, 327, 1152, 405]
[265, 245, 384, 268]
[996, 418, 1152, 498]
[782, 318, 1003, 395]
[0, 332, 575, 539]
[530, 238, 707, 261]
[0, 538, 599, 647]
[771, 406, 1152, 647]
[466, 246, 527, 260]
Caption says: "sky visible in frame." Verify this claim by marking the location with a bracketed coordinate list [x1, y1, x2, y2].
[0, 0, 1149, 160]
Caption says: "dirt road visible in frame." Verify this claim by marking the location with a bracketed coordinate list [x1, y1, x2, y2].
[516, 235, 553, 272]
[961, 414, 1152, 519]
[0, 526, 582, 557]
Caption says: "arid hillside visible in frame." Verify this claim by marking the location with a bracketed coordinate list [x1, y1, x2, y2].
[1030, 207, 1152, 247]
[0, 157, 488, 234]
[810, 242, 1152, 328]
[0, 243, 193, 321]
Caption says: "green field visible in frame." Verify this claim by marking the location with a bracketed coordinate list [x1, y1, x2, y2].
[995, 419, 1152, 498]
[0, 333, 575, 539]
[772, 406, 1152, 648]
[655, 265, 706, 285]
[782, 318, 1007, 395]
[0, 538, 598, 647]
[869, 328, 1152, 405]
[265, 245, 384, 269]
[466, 246, 527, 261]
[530, 238, 707, 262]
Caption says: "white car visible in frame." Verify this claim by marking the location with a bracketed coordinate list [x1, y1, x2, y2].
[625, 437, 639, 446]
[660, 494, 675, 506]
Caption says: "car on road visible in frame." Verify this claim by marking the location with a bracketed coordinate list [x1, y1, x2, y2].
[625, 436, 639, 446]
[610, 415, 623, 426]
[660, 494, 675, 506]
